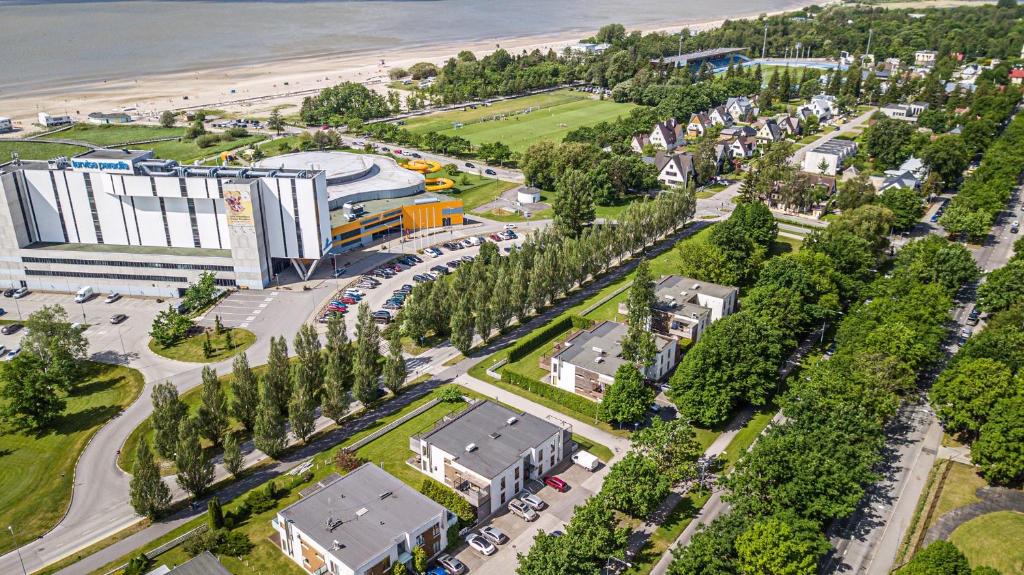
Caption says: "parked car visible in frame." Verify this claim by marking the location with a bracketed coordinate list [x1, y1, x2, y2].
[2, 288, 13, 298]
[465, 162, 475, 168]
[105, 292, 121, 304]
[479, 525, 508, 545]
[461, 255, 475, 263]
[13, 287, 29, 299]
[504, 223, 516, 229]
[485, 168, 497, 175]
[110, 314, 128, 324]
[431, 265, 449, 275]
[1012, 220, 1020, 233]
[466, 533, 496, 556]
[436, 553, 466, 575]
[571, 451, 600, 472]
[543, 476, 569, 492]
[508, 498, 539, 521]
[1, 323, 22, 335]
[6, 347, 20, 359]
[967, 308, 980, 325]
[519, 492, 546, 511]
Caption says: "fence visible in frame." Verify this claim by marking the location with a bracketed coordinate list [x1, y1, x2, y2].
[342, 398, 441, 452]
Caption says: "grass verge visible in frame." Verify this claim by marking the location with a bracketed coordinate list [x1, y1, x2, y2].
[148, 328, 255, 363]
[0, 363, 145, 555]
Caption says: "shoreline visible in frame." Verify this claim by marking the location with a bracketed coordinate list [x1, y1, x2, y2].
[2, 0, 821, 129]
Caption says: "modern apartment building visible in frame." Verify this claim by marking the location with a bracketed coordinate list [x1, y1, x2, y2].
[618, 275, 738, 343]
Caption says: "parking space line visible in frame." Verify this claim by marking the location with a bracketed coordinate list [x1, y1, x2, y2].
[246, 316, 256, 321]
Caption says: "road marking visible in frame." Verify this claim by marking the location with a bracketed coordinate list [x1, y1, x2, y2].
[252, 309, 262, 315]
[259, 303, 268, 308]
[240, 323, 249, 328]
[264, 297, 274, 302]
[246, 316, 256, 321]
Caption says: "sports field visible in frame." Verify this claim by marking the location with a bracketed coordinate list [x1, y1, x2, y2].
[403, 89, 636, 152]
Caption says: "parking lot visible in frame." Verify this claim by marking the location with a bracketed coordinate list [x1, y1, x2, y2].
[0, 290, 169, 361]
[452, 458, 608, 575]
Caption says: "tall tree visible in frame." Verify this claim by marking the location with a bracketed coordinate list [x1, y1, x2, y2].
[322, 314, 353, 423]
[973, 395, 1024, 486]
[288, 363, 318, 444]
[0, 354, 65, 430]
[229, 353, 259, 432]
[129, 439, 171, 519]
[622, 260, 657, 364]
[449, 295, 475, 355]
[264, 336, 291, 417]
[601, 453, 669, 518]
[631, 418, 701, 485]
[553, 168, 596, 238]
[196, 366, 228, 446]
[222, 431, 244, 477]
[353, 303, 382, 405]
[599, 363, 654, 426]
[175, 417, 214, 499]
[293, 323, 323, 399]
[734, 516, 830, 575]
[151, 382, 187, 460]
[382, 328, 407, 395]
[254, 379, 287, 458]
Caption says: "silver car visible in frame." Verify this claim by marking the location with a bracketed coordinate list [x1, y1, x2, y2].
[436, 553, 466, 575]
[520, 492, 546, 511]
[466, 533, 497, 556]
[508, 498, 539, 521]
[479, 525, 508, 545]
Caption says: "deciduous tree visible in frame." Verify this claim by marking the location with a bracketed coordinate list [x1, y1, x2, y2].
[151, 381, 187, 459]
[599, 363, 653, 426]
[229, 353, 259, 432]
[175, 416, 214, 499]
[197, 366, 228, 445]
[129, 439, 171, 519]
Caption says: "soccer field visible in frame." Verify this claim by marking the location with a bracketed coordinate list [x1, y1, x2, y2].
[403, 89, 636, 152]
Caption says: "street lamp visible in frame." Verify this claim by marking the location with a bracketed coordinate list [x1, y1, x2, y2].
[8, 525, 28, 575]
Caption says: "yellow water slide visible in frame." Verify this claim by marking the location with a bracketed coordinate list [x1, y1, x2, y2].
[401, 158, 454, 191]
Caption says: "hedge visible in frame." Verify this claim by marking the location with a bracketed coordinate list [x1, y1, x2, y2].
[502, 368, 602, 421]
[507, 316, 574, 363]
[420, 478, 475, 526]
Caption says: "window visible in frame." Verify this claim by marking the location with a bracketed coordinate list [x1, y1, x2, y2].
[550, 452, 556, 466]
[514, 467, 520, 480]
[500, 477, 505, 490]
[514, 481, 520, 493]
[21, 256, 232, 272]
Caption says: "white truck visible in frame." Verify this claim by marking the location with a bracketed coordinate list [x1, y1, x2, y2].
[74, 286, 94, 303]
[571, 450, 600, 472]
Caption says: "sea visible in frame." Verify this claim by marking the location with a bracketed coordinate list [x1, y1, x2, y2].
[0, 0, 804, 95]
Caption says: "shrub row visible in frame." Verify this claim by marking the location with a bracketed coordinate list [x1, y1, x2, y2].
[506, 316, 574, 363]
[419, 477, 476, 526]
[502, 368, 601, 420]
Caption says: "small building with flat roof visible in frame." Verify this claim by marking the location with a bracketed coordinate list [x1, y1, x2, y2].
[411, 400, 569, 517]
[802, 138, 858, 176]
[619, 275, 738, 343]
[150, 551, 231, 575]
[273, 464, 452, 575]
[549, 320, 676, 398]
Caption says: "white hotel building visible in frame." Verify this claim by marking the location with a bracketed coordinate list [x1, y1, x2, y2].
[0, 149, 331, 296]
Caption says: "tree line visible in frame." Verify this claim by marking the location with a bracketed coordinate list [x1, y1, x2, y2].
[400, 189, 696, 354]
[130, 309, 406, 517]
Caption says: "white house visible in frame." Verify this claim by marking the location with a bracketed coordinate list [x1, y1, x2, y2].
[655, 151, 695, 187]
[549, 320, 676, 397]
[618, 275, 738, 343]
[802, 138, 858, 176]
[273, 464, 453, 575]
[725, 96, 755, 121]
[708, 105, 734, 128]
[729, 135, 757, 159]
[880, 101, 928, 122]
[915, 50, 938, 67]
[87, 111, 133, 125]
[630, 133, 652, 153]
[809, 95, 839, 119]
[649, 119, 682, 149]
[413, 400, 568, 517]
[37, 112, 72, 127]
[686, 113, 712, 139]
[517, 186, 542, 204]
[755, 118, 783, 143]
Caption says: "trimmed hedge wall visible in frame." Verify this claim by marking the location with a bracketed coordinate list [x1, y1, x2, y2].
[420, 477, 475, 526]
[506, 314, 594, 363]
[502, 368, 602, 421]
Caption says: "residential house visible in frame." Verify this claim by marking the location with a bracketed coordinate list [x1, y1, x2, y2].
[412, 400, 569, 516]
[914, 50, 938, 68]
[649, 119, 682, 150]
[770, 172, 836, 217]
[618, 275, 738, 344]
[630, 133, 652, 153]
[147, 552, 232, 575]
[725, 96, 755, 121]
[273, 464, 453, 575]
[708, 106, 734, 128]
[879, 101, 928, 122]
[719, 125, 756, 139]
[802, 138, 858, 176]
[713, 142, 733, 171]
[686, 113, 712, 139]
[729, 135, 757, 159]
[549, 321, 676, 397]
[879, 171, 920, 192]
[755, 118, 783, 144]
[655, 151, 696, 187]
[776, 115, 801, 138]
[809, 95, 839, 120]
[1010, 66, 1024, 85]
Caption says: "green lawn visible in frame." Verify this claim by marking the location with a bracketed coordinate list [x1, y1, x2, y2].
[435, 170, 519, 212]
[0, 363, 145, 555]
[148, 328, 255, 364]
[55, 124, 265, 163]
[719, 405, 777, 470]
[0, 141, 89, 161]
[949, 511, 1024, 575]
[931, 462, 987, 526]
[404, 90, 636, 152]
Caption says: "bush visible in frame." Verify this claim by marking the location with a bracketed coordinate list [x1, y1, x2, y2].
[123, 554, 152, 575]
[507, 316, 573, 362]
[334, 449, 365, 472]
[183, 527, 253, 557]
[436, 385, 465, 403]
[570, 314, 595, 330]
[224, 127, 250, 138]
[288, 470, 314, 490]
[420, 478, 475, 525]
[503, 369, 601, 420]
[195, 134, 223, 148]
[389, 67, 408, 80]
[244, 487, 276, 514]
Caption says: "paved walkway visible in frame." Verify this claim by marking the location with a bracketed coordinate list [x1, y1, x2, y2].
[922, 487, 1024, 545]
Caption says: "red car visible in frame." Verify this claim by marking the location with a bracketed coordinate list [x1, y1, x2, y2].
[340, 297, 356, 305]
[543, 476, 568, 492]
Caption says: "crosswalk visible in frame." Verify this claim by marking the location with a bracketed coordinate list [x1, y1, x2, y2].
[200, 291, 279, 329]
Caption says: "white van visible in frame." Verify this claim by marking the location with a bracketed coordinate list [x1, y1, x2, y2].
[74, 286, 94, 303]
[571, 450, 600, 472]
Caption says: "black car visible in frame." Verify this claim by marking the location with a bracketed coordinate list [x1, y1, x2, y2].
[1, 323, 22, 335]
[430, 265, 449, 275]
[2, 289, 13, 298]
[485, 168, 497, 175]
[465, 162, 475, 168]
[446, 260, 461, 269]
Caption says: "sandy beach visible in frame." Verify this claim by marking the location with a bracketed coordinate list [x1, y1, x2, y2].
[1, 0, 827, 130]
